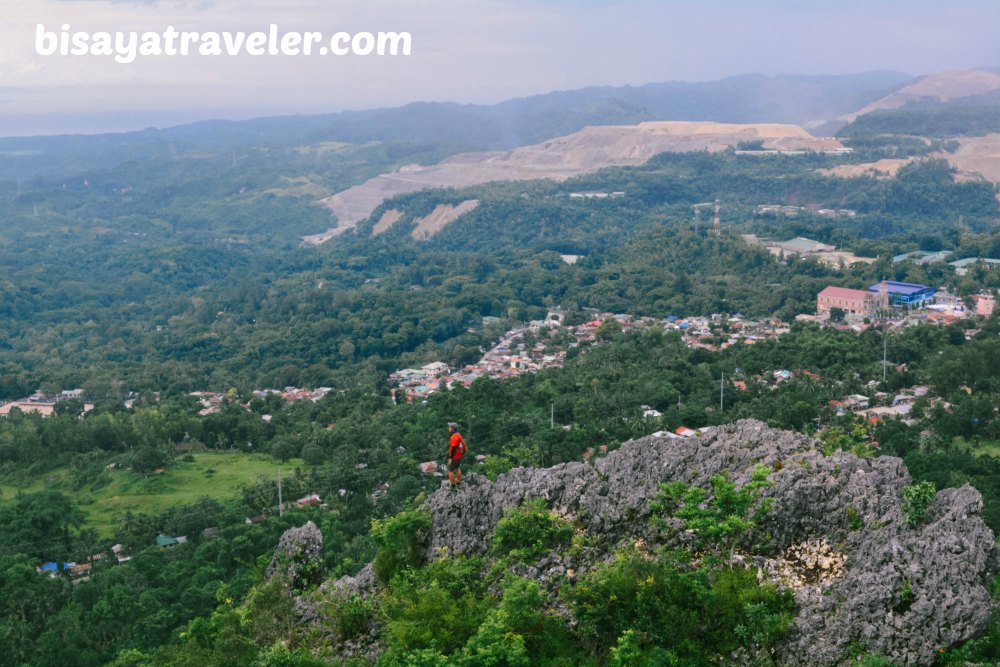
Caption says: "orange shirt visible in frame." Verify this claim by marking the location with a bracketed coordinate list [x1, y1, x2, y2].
[449, 432, 466, 460]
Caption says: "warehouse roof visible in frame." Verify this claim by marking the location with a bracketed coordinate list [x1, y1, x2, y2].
[868, 281, 932, 296]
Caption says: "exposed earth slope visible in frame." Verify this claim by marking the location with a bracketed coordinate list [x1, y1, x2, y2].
[309, 122, 846, 243]
[840, 69, 1000, 122]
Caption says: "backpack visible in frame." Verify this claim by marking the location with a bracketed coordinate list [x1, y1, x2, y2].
[452, 433, 467, 458]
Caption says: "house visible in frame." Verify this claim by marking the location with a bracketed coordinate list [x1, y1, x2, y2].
[112, 544, 131, 564]
[38, 562, 61, 577]
[421, 362, 450, 376]
[68, 563, 92, 577]
[675, 427, 697, 438]
[419, 461, 439, 474]
[641, 405, 662, 419]
[972, 293, 996, 317]
[846, 394, 870, 410]
[296, 493, 322, 508]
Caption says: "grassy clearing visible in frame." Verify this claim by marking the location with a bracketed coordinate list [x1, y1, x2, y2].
[0, 451, 302, 537]
[973, 441, 1000, 459]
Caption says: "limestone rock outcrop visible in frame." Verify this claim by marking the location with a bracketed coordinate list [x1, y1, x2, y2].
[266, 520, 325, 590]
[420, 419, 997, 666]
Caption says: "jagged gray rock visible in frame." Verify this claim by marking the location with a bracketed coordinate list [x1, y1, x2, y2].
[266, 520, 325, 590]
[420, 419, 998, 666]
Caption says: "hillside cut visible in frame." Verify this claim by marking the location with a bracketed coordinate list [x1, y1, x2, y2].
[307, 122, 846, 243]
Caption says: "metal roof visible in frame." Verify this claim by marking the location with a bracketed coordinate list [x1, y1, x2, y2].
[868, 281, 932, 296]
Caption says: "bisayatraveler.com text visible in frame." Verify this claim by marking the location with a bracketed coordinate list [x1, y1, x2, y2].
[36, 24, 412, 64]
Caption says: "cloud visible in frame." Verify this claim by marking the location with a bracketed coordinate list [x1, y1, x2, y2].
[1, 0, 998, 136]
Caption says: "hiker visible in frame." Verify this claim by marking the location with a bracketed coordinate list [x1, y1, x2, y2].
[447, 421, 467, 488]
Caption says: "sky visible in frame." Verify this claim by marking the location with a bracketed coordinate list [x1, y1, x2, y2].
[0, 0, 998, 136]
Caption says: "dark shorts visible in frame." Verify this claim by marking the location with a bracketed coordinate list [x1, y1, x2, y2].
[448, 458, 463, 472]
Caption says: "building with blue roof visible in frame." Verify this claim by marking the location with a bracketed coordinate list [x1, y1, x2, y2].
[868, 280, 935, 307]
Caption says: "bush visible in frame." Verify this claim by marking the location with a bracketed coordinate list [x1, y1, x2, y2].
[901, 481, 937, 527]
[371, 508, 432, 585]
[564, 549, 794, 663]
[650, 464, 774, 553]
[491, 498, 574, 561]
[382, 580, 486, 657]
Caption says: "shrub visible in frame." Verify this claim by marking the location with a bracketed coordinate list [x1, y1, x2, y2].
[382, 580, 486, 657]
[326, 592, 376, 640]
[564, 549, 793, 663]
[650, 464, 774, 553]
[845, 507, 863, 531]
[371, 508, 431, 584]
[491, 498, 573, 561]
[901, 481, 936, 527]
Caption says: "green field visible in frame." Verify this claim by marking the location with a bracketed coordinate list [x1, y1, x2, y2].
[973, 441, 1000, 459]
[0, 451, 302, 536]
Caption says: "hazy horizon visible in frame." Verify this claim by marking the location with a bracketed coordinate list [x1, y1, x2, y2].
[2, 0, 999, 137]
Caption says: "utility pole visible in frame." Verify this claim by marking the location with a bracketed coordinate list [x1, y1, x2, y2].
[277, 468, 283, 517]
[550, 403, 554, 429]
[883, 329, 888, 382]
[720, 371, 725, 411]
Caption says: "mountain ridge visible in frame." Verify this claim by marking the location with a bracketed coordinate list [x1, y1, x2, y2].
[0, 71, 909, 183]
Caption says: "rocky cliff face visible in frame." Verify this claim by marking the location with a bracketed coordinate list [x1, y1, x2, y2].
[266, 520, 326, 591]
[417, 419, 997, 666]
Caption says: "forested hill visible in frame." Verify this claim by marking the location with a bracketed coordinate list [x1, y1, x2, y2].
[0, 70, 910, 182]
[1, 136, 999, 398]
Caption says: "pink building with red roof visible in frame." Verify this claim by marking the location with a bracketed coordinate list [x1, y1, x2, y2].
[817, 286, 883, 319]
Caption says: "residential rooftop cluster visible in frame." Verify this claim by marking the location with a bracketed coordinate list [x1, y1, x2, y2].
[665, 313, 791, 352]
[390, 318, 575, 401]
[37, 543, 131, 582]
[191, 386, 333, 416]
[391, 312, 793, 401]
